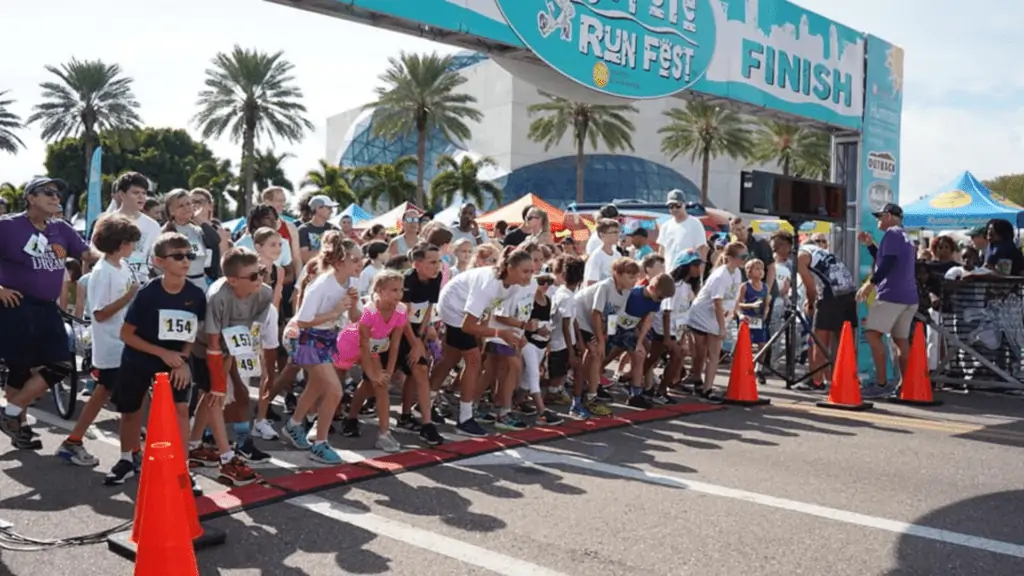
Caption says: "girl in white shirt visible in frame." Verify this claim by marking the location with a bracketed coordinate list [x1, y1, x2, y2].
[647, 249, 703, 398]
[686, 241, 747, 402]
[161, 189, 210, 289]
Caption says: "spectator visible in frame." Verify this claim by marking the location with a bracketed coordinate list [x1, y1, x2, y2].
[493, 220, 508, 243]
[143, 198, 163, 223]
[658, 190, 707, 271]
[857, 203, 917, 397]
[967, 226, 988, 253]
[503, 207, 546, 247]
[585, 204, 620, 254]
[629, 227, 653, 260]
[730, 217, 774, 286]
[451, 203, 488, 246]
[982, 218, 1024, 275]
[298, 195, 341, 263]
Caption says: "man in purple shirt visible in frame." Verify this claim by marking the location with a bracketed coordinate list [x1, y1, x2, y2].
[0, 177, 95, 450]
[856, 203, 918, 397]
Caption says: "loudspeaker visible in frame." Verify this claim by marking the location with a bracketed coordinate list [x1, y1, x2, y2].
[739, 171, 846, 223]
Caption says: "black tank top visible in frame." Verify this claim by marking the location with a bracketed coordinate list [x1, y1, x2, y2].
[525, 296, 552, 348]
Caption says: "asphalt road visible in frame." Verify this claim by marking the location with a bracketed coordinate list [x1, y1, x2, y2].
[2, 380, 1024, 576]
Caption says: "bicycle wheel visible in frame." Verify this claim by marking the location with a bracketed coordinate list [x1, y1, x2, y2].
[52, 366, 79, 420]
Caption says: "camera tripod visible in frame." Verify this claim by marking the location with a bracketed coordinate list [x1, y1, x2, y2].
[752, 219, 835, 389]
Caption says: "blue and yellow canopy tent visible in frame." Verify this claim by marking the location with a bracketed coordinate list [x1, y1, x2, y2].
[902, 171, 1024, 229]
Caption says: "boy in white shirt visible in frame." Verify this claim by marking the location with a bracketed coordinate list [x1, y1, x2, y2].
[584, 219, 621, 285]
[111, 172, 162, 283]
[58, 214, 141, 467]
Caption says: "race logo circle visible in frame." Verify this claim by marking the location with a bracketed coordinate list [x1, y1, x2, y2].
[592, 62, 610, 88]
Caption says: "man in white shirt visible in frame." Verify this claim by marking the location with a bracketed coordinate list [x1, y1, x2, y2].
[658, 190, 707, 269]
[111, 172, 162, 283]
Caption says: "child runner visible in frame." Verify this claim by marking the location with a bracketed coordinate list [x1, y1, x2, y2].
[584, 219, 621, 285]
[284, 232, 362, 462]
[105, 232, 205, 488]
[572, 258, 640, 418]
[686, 241, 746, 402]
[161, 188, 210, 289]
[609, 273, 676, 409]
[737, 258, 769, 379]
[58, 214, 140, 466]
[544, 255, 585, 407]
[358, 241, 389, 295]
[519, 270, 564, 425]
[187, 247, 272, 485]
[647, 250, 702, 396]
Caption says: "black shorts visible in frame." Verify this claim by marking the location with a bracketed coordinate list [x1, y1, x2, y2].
[391, 339, 431, 376]
[813, 292, 859, 333]
[547, 348, 570, 379]
[0, 297, 72, 390]
[444, 323, 478, 351]
[192, 355, 212, 393]
[112, 359, 192, 414]
[650, 332, 675, 343]
[97, 368, 119, 390]
[579, 330, 596, 344]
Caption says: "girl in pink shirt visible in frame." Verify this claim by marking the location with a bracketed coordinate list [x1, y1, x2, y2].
[334, 269, 409, 452]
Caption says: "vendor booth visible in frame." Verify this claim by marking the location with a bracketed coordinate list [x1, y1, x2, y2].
[902, 171, 1024, 229]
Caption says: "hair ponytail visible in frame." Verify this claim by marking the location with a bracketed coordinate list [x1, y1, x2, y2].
[495, 245, 532, 280]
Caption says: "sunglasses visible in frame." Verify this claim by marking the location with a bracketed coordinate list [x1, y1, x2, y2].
[162, 252, 197, 261]
[403, 217, 419, 223]
[32, 188, 61, 198]
[536, 277, 553, 286]
[667, 203, 682, 209]
[237, 272, 261, 282]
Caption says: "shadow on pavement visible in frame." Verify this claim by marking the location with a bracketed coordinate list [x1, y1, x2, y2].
[886, 490, 1024, 576]
[0, 450, 134, 522]
[353, 473, 512, 533]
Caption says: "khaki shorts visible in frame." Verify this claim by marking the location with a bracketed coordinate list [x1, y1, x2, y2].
[864, 300, 917, 340]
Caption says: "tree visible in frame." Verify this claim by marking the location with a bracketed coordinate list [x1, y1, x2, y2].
[189, 158, 237, 220]
[251, 148, 294, 193]
[364, 51, 483, 208]
[658, 101, 752, 205]
[749, 120, 830, 179]
[302, 159, 357, 206]
[0, 182, 26, 212]
[429, 154, 503, 209]
[527, 90, 637, 203]
[193, 45, 314, 216]
[354, 156, 418, 210]
[984, 174, 1024, 206]
[0, 91, 24, 154]
[27, 58, 142, 186]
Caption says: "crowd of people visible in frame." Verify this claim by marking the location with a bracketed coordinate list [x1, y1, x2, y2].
[2, 170, 1021, 494]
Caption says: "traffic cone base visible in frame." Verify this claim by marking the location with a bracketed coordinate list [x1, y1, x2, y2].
[815, 321, 874, 411]
[816, 399, 874, 411]
[724, 320, 771, 407]
[108, 525, 227, 562]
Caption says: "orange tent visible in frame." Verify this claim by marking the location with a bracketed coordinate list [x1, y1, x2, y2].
[477, 193, 567, 231]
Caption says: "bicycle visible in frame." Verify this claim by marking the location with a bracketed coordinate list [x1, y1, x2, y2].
[55, 312, 90, 420]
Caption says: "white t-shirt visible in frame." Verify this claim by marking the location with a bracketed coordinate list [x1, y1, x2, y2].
[295, 272, 349, 330]
[77, 273, 91, 319]
[235, 234, 293, 268]
[574, 279, 629, 334]
[654, 281, 694, 338]
[487, 288, 534, 346]
[687, 265, 742, 335]
[123, 212, 161, 283]
[450, 226, 489, 246]
[550, 285, 577, 351]
[584, 248, 617, 283]
[87, 257, 135, 369]
[438, 266, 517, 328]
[357, 264, 381, 296]
[659, 216, 706, 268]
[262, 304, 280, 349]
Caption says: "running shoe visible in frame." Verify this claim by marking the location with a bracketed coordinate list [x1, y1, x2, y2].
[218, 457, 259, 486]
[419, 423, 444, 446]
[495, 413, 528, 431]
[56, 440, 99, 467]
[594, 387, 614, 402]
[340, 417, 361, 438]
[252, 419, 280, 441]
[376, 432, 401, 453]
[569, 403, 591, 419]
[309, 442, 344, 464]
[627, 394, 654, 409]
[235, 438, 271, 463]
[397, 413, 422, 432]
[104, 459, 136, 485]
[455, 418, 488, 438]
[536, 410, 564, 426]
[189, 445, 220, 467]
[586, 400, 613, 416]
[283, 421, 313, 450]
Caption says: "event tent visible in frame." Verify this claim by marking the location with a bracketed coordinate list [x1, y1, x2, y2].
[357, 202, 422, 231]
[329, 203, 372, 225]
[902, 171, 1024, 228]
[432, 204, 463, 227]
[477, 193, 565, 230]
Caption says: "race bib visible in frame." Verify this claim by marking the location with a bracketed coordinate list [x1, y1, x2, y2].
[409, 302, 429, 324]
[606, 314, 618, 335]
[369, 337, 389, 354]
[235, 354, 261, 379]
[222, 325, 256, 357]
[673, 320, 687, 339]
[158, 310, 198, 342]
[23, 234, 47, 257]
[747, 317, 763, 330]
[532, 321, 552, 341]
[617, 315, 641, 330]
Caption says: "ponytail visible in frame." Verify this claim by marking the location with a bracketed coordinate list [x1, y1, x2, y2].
[495, 245, 532, 280]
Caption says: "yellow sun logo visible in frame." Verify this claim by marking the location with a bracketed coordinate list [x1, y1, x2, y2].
[592, 62, 610, 88]
[885, 45, 904, 95]
[929, 190, 972, 210]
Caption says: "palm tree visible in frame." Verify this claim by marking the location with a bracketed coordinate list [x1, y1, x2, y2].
[364, 51, 483, 207]
[527, 90, 637, 203]
[750, 120, 831, 179]
[658, 101, 752, 205]
[189, 158, 237, 219]
[354, 156, 418, 210]
[429, 154, 503, 209]
[192, 45, 314, 216]
[0, 91, 24, 154]
[0, 182, 26, 212]
[27, 59, 142, 185]
[251, 148, 295, 193]
[301, 159, 358, 206]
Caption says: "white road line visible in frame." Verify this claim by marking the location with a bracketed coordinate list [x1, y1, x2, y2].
[291, 495, 570, 576]
[498, 447, 1024, 560]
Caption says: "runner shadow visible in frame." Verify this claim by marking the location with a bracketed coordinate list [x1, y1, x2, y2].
[443, 458, 588, 496]
[886, 490, 1024, 576]
[0, 450, 134, 521]
[719, 409, 860, 438]
[354, 474, 508, 533]
[542, 433, 700, 474]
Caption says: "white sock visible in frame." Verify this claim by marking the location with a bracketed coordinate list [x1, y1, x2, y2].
[458, 401, 473, 423]
[120, 452, 133, 462]
[219, 450, 235, 464]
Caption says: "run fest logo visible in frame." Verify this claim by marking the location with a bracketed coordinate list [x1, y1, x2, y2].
[497, 0, 717, 99]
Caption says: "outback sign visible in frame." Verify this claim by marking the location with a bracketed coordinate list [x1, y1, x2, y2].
[866, 151, 896, 180]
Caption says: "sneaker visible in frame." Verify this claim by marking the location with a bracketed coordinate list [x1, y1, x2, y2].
[568, 403, 591, 419]
[252, 419, 280, 441]
[283, 420, 313, 449]
[56, 440, 99, 467]
[419, 423, 444, 446]
[455, 418, 488, 438]
[132, 450, 143, 471]
[495, 413, 528, 431]
[189, 446, 220, 467]
[698, 387, 724, 404]
[861, 382, 895, 399]
[218, 457, 259, 486]
[397, 413, 422, 432]
[655, 393, 676, 405]
[283, 392, 298, 414]
[340, 417, 360, 438]
[359, 397, 377, 416]
[536, 410, 564, 426]
[190, 473, 203, 497]
[309, 442, 344, 464]
[545, 389, 572, 406]
[585, 399, 613, 416]
[474, 409, 496, 424]
[104, 459, 137, 485]
[235, 438, 271, 463]
[376, 431, 401, 453]
[627, 394, 654, 409]
[795, 382, 827, 393]
[517, 401, 538, 416]
[2, 417, 42, 450]
[81, 380, 97, 397]
[595, 387, 614, 402]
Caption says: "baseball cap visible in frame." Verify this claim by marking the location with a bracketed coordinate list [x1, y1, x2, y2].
[308, 195, 339, 210]
[666, 189, 686, 205]
[871, 202, 903, 219]
[24, 177, 68, 196]
[967, 226, 987, 238]
[673, 249, 702, 268]
[628, 227, 649, 238]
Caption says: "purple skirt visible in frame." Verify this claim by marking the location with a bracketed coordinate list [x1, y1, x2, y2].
[291, 328, 338, 366]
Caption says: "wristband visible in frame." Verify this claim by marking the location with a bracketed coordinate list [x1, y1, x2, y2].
[206, 350, 228, 395]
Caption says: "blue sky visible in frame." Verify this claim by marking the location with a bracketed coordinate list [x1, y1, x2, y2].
[1, 0, 1021, 204]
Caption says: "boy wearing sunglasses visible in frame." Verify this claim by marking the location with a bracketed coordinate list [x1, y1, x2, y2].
[106, 232, 206, 488]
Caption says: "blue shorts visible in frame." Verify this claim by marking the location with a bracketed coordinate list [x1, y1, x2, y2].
[0, 296, 72, 388]
[608, 328, 652, 352]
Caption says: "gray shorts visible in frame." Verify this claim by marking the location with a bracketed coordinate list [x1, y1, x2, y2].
[864, 300, 917, 340]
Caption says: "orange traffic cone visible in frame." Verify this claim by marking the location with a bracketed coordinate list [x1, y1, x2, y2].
[133, 441, 199, 576]
[890, 323, 943, 406]
[724, 319, 770, 406]
[816, 322, 874, 411]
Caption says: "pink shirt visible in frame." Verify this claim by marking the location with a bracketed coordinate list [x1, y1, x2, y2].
[334, 302, 408, 369]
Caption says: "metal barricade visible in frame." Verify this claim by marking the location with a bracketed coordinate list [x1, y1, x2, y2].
[932, 275, 1024, 390]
